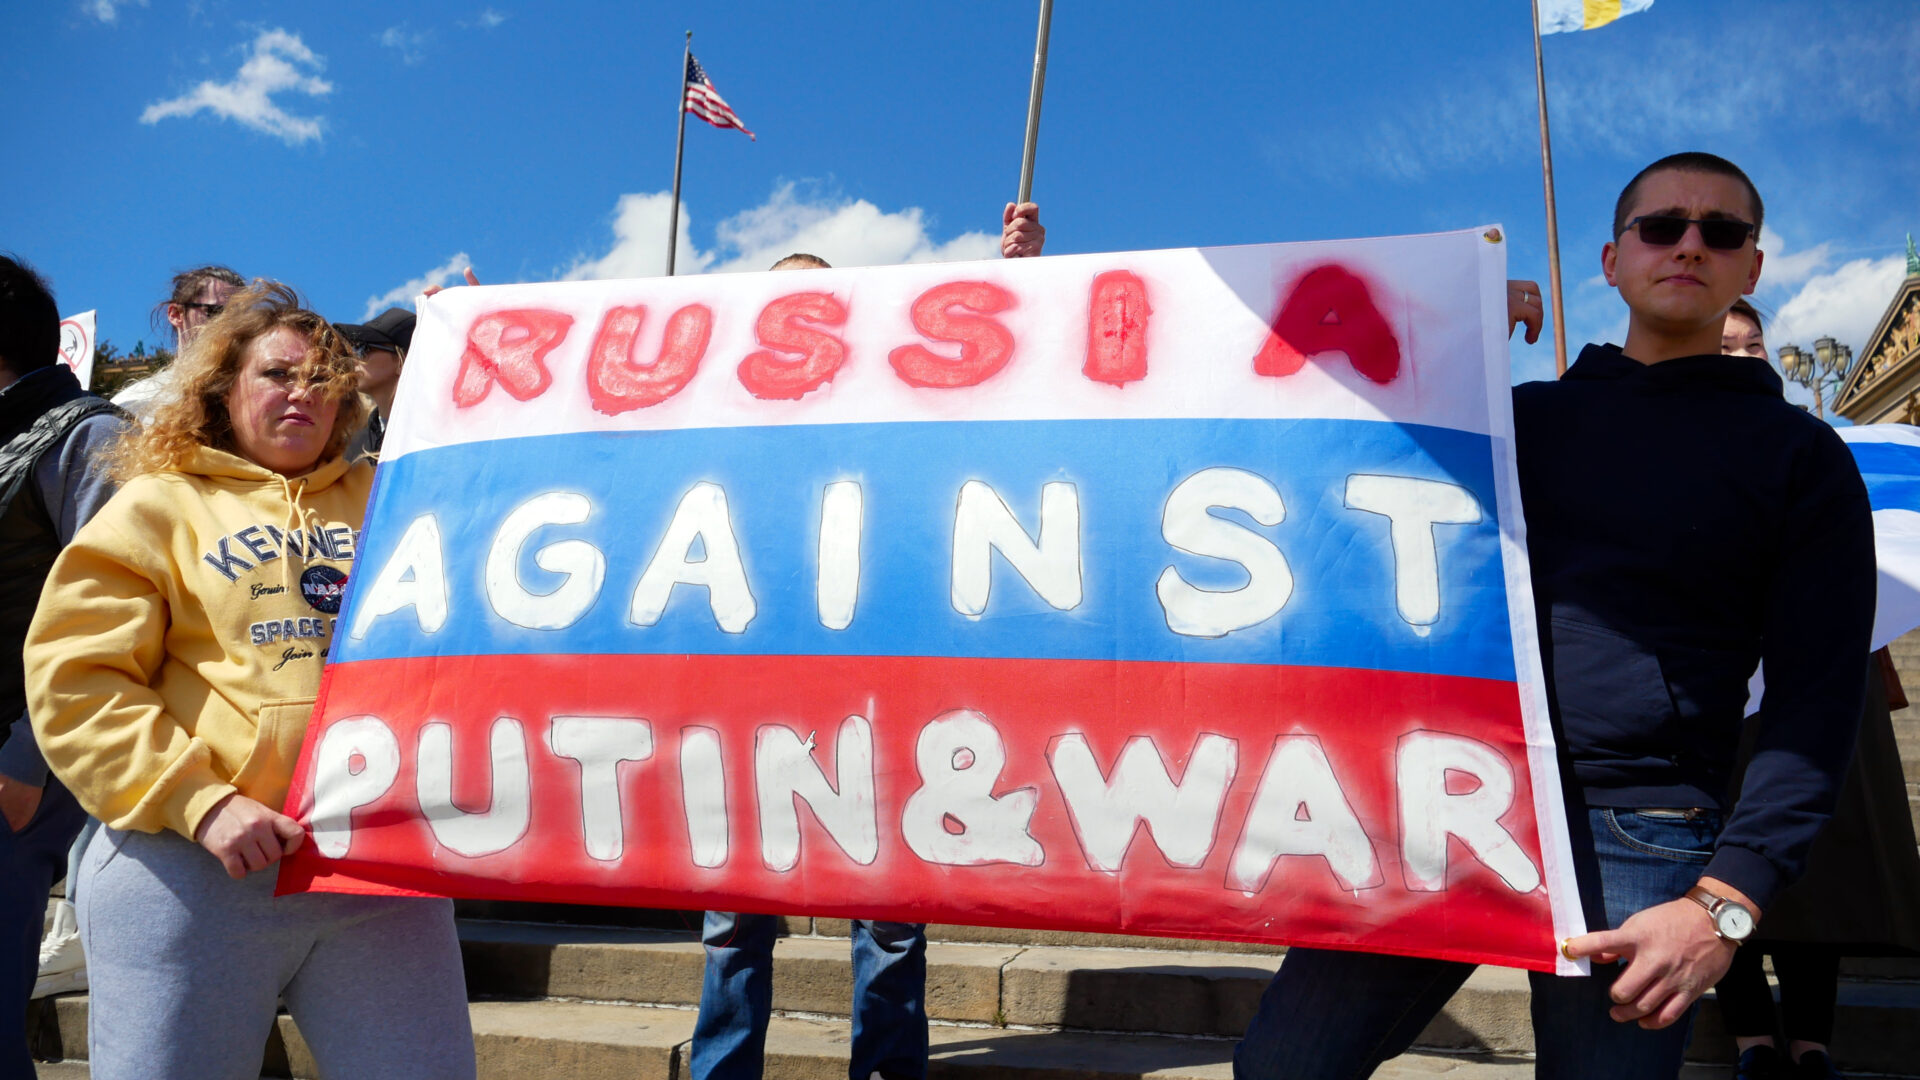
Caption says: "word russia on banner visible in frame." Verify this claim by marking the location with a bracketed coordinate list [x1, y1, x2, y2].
[278, 227, 1588, 974]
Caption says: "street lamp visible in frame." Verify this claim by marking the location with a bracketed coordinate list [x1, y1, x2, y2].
[1776, 335, 1853, 419]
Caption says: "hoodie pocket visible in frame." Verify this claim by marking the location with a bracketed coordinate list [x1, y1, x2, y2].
[1548, 618, 1676, 760]
[230, 696, 318, 814]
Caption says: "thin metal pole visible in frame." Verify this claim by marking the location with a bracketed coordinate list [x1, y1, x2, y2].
[667, 30, 691, 277]
[1530, 0, 1570, 377]
[1016, 0, 1054, 205]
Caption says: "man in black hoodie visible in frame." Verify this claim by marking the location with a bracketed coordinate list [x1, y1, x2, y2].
[0, 255, 125, 1074]
[1233, 154, 1875, 1079]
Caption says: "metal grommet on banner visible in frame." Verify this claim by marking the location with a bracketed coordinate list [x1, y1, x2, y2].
[1561, 938, 1577, 961]
[1483, 227, 1504, 244]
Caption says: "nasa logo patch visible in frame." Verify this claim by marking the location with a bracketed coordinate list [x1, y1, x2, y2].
[300, 565, 348, 614]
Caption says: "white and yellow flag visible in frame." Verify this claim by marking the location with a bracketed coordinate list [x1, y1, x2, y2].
[1540, 0, 1653, 33]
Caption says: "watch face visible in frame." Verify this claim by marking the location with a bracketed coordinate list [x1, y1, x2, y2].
[1717, 903, 1755, 940]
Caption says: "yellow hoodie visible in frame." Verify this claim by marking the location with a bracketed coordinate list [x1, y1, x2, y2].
[25, 445, 374, 840]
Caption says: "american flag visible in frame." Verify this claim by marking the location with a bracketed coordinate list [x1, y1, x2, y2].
[684, 54, 754, 141]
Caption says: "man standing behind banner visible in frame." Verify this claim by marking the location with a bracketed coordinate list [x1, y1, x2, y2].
[1233, 153, 1875, 1079]
[691, 204, 1043, 1080]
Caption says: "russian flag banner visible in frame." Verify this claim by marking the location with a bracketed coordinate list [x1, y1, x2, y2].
[277, 228, 1587, 973]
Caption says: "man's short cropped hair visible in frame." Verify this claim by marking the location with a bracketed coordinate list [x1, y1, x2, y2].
[1612, 152, 1764, 239]
[770, 253, 831, 271]
[0, 254, 61, 377]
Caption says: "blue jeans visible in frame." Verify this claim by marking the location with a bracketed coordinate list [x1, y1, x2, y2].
[0, 778, 86, 1079]
[690, 911, 928, 1080]
[1233, 806, 1721, 1080]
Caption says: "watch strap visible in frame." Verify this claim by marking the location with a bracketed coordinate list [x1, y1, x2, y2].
[1684, 885, 1748, 942]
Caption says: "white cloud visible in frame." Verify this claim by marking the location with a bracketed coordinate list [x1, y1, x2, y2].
[478, 8, 507, 28]
[363, 253, 473, 320]
[1756, 228, 1835, 292]
[1772, 254, 1907, 357]
[140, 29, 331, 144]
[83, 0, 147, 24]
[379, 24, 431, 65]
[565, 183, 1000, 282]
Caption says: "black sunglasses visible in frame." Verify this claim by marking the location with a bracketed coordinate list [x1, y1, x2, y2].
[178, 301, 226, 317]
[1621, 215, 1756, 251]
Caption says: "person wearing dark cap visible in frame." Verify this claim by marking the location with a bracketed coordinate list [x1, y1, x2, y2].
[333, 307, 415, 461]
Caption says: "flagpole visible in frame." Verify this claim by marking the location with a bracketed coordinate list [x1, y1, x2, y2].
[1530, 0, 1570, 377]
[1016, 0, 1054, 204]
[667, 30, 692, 277]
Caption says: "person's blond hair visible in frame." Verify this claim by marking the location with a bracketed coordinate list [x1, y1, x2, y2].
[109, 281, 368, 481]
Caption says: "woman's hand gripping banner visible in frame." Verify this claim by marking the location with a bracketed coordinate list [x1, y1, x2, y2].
[278, 227, 1588, 973]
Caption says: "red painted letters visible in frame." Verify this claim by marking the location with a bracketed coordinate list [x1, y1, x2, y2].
[586, 304, 714, 415]
[1253, 265, 1401, 384]
[889, 281, 1016, 389]
[737, 292, 850, 400]
[453, 310, 575, 408]
[1084, 271, 1152, 385]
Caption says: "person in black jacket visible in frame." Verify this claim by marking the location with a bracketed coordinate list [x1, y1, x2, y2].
[0, 254, 125, 1074]
[1233, 153, 1875, 1080]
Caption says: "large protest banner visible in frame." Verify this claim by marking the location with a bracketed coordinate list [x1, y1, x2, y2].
[278, 228, 1586, 973]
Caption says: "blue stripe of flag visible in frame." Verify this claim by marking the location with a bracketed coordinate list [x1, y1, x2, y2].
[339, 418, 1517, 683]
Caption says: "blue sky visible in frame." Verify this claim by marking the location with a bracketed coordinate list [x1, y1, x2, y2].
[5, 0, 1916, 394]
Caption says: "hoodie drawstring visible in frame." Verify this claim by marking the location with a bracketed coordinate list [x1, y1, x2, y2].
[276, 473, 317, 588]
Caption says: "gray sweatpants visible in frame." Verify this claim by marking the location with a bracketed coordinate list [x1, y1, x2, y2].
[78, 827, 475, 1080]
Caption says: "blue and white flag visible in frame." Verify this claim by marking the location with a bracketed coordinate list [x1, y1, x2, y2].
[1839, 424, 1920, 651]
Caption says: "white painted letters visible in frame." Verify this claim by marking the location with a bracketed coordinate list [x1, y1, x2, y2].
[816, 481, 863, 631]
[546, 716, 653, 861]
[1050, 733, 1237, 872]
[307, 715, 401, 859]
[681, 726, 730, 868]
[486, 492, 607, 630]
[349, 513, 448, 638]
[755, 715, 878, 871]
[1156, 468, 1292, 637]
[902, 709, 1044, 866]
[630, 482, 757, 633]
[1397, 730, 1540, 893]
[1343, 474, 1480, 634]
[1230, 736, 1382, 892]
[951, 480, 1082, 617]
[417, 716, 532, 858]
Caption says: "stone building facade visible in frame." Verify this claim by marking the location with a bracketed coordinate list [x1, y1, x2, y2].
[1835, 236, 1920, 425]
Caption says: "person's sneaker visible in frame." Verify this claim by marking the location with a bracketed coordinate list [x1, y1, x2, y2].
[1795, 1050, 1844, 1080]
[32, 899, 86, 999]
[1736, 1045, 1792, 1080]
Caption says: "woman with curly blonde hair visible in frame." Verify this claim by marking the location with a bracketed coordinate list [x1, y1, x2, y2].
[24, 282, 473, 1079]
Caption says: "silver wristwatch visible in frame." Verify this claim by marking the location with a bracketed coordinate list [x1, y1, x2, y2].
[1685, 885, 1755, 943]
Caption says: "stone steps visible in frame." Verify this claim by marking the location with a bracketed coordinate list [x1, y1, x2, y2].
[452, 920, 1920, 1073]
[26, 994, 1755, 1080]
[30, 917, 1920, 1077]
